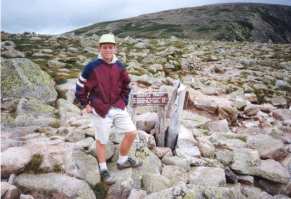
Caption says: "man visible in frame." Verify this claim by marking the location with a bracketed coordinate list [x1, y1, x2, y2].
[75, 33, 142, 185]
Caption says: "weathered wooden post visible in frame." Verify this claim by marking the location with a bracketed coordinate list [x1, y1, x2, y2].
[166, 80, 187, 150]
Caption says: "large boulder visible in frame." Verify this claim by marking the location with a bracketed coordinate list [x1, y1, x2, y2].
[142, 173, 171, 193]
[15, 173, 96, 199]
[144, 183, 244, 199]
[1, 58, 57, 103]
[253, 159, 289, 184]
[175, 125, 201, 159]
[272, 109, 291, 125]
[63, 149, 100, 186]
[230, 148, 260, 175]
[135, 112, 159, 133]
[14, 97, 58, 127]
[1, 146, 32, 178]
[188, 166, 226, 186]
[161, 165, 188, 186]
[1, 181, 21, 199]
[56, 79, 76, 103]
[247, 134, 287, 161]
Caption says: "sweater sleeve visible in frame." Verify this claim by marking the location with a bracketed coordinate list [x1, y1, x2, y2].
[74, 61, 96, 108]
[120, 68, 131, 105]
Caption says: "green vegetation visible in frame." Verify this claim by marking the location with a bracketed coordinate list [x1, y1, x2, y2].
[24, 154, 44, 174]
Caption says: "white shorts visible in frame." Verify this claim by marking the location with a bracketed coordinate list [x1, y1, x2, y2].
[90, 107, 136, 144]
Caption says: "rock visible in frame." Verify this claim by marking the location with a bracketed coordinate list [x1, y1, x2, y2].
[255, 178, 290, 196]
[161, 165, 188, 186]
[218, 106, 238, 125]
[15, 173, 96, 199]
[106, 168, 134, 199]
[244, 104, 260, 116]
[127, 189, 147, 199]
[142, 173, 171, 193]
[56, 98, 81, 124]
[14, 97, 57, 127]
[215, 149, 234, 166]
[237, 175, 254, 185]
[247, 134, 287, 161]
[89, 140, 116, 161]
[131, 147, 162, 175]
[162, 155, 190, 170]
[136, 112, 159, 133]
[1, 146, 32, 178]
[197, 136, 215, 158]
[74, 137, 95, 150]
[225, 167, 238, 184]
[2, 48, 25, 58]
[67, 47, 79, 53]
[272, 109, 291, 125]
[271, 96, 288, 107]
[63, 148, 100, 186]
[1, 58, 57, 103]
[1, 182, 21, 199]
[230, 148, 260, 175]
[253, 159, 289, 184]
[56, 79, 76, 103]
[275, 80, 289, 89]
[175, 125, 201, 159]
[48, 59, 66, 68]
[209, 132, 247, 150]
[152, 147, 172, 159]
[188, 88, 238, 123]
[20, 194, 35, 199]
[204, 119, 230, 133]
[145, 183, 244, 199]
[137, 130, 156, 149]
[181, 111, 210, 129]
[241, 185, 273, 199]
[188, 166, 226, 186]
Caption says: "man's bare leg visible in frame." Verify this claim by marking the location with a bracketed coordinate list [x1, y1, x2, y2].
[117, 131, 142, 169]
[119, 131, 137, 156]
[96, 139, 106, 163]
[96, 139, 115, 185]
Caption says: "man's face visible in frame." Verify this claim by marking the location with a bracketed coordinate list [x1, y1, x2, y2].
[99, 43, 116, 61]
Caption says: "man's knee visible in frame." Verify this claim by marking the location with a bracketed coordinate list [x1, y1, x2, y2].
[125, 130, 137, 138]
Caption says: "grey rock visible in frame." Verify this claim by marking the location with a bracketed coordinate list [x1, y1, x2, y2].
[142, 173, 171, 193]
[14, 97, 57, 127]
[253, 159, 289, 184]
[1, 146, 32, 178]
[15, 173, 96, 199]
[230, 148, 260, 175]
[1, 58, 57, 103]
[161, 165, 188, 186]
[247, 134, 287, 161]
[1, 182, 21, 199]
[64, 148, 100, 186]
[188, 166, 226, 186]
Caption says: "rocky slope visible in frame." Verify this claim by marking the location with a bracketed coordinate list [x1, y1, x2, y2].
[1, 31, 291, 199]
[67, 3, 291, 43]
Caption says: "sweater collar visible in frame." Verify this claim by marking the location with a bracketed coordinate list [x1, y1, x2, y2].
[98, 54, 118, 64]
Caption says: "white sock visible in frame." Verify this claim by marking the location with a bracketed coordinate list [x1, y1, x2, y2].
[99, 162, 107, 171]
[117, 155, 128, 164]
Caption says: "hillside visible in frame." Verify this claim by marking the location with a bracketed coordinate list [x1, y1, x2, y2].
[67, 3, 291, 43]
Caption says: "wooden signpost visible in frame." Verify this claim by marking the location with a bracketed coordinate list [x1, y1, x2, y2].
[128, 80, 187, 148]
[129, 91, 169, 146]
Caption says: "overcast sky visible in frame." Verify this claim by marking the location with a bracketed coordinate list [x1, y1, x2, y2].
[2, 0, 291, 35]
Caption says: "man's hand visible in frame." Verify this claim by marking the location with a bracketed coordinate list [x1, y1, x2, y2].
[81, 104, 93, 115]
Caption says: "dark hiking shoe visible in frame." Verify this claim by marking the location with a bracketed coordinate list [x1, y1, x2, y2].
[100, 170, 115, 185]
[117, 157, 142, 170]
